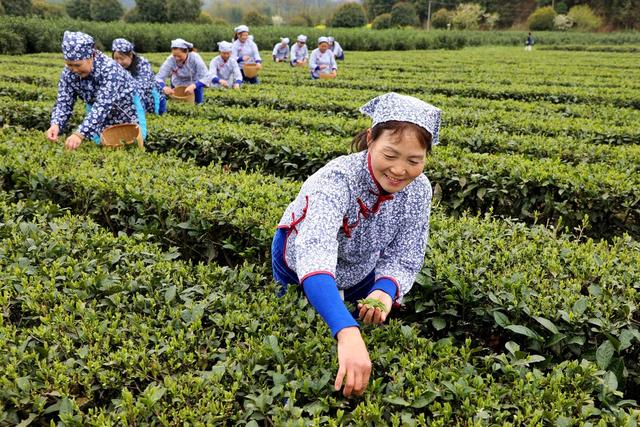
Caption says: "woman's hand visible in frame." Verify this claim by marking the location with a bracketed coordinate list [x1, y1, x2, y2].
[64, 133, 83, 150]
[319, 64, 328, 70]
[335, 327, 371, 397]
[256, 63, 262, 69]
[219, 79, 229, 88]
[46, 124, 60, 142]
[184, 84, 196, 94]
[358, 290, 392, 325]
[163, 86, 174, 96]
[232, 83, 240, 89]
[243, 55, 251, 63]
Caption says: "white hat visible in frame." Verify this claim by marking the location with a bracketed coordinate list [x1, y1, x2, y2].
[360, 92, 442, 145]
[297, 34, 307, 43]
[318, 36, 330, 44]
[234, 25, 249, 34]
[171, 38, 193, 49]
[328, 37, 335, 43]
[281, 37, 290, 44]
[217, 41, 233, 52]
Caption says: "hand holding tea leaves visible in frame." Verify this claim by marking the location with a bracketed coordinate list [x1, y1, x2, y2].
[358, 290, 392, 325]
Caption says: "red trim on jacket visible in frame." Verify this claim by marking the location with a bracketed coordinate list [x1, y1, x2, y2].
[341, 155, 394, 237]
[300, 270, 336, 283]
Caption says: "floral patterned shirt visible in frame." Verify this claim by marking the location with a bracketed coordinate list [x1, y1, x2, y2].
[277, 150, 432, 302]
[50, 51, 138, 140]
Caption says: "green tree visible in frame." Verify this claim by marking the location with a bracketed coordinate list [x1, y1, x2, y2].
[66, 0, 91, 19]
[363, 0, 394, 22]
[90, 0, 123, 21]
[371, 12, 392, 29]
[1, 0, 32, 16]
[32, 0, 66, 17]
[431, 8, 452, 29]
[136, 0, 167, 22]
[527, 6, 557, 30]
[391, 2, 419, 27]
[591, 0, 640, 29]
[243, 9, 269, 26]
[167, 0, 201, 22]
[288, 14, 312, 26]
[567, 4, 602, 31]
[452, 3, 484, 30]
[330, 2, 366, 28]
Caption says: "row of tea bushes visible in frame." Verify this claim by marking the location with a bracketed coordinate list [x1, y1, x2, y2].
[6, 196, 635, 424]
[0, 128, 638, 398]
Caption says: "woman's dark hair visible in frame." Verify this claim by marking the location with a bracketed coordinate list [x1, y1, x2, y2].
[351, 121, 432, 154]
[111, 51, 140, 76]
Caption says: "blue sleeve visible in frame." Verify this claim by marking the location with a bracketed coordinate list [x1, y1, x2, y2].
[195, 81, 205, 90]
[302, 273, 359, 338]
[369, 278, 398, 301]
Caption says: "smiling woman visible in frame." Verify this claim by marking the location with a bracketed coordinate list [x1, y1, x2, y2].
[46, 31, 146, 151]
[271, 92, 441, 398]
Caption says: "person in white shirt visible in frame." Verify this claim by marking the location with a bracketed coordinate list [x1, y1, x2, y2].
[309, 36, 337, 79]
[272, 37, 290, 62]
[290, 34, 309, 67]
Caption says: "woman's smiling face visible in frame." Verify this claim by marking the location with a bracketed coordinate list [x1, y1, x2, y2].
[367, 127, 427, 193]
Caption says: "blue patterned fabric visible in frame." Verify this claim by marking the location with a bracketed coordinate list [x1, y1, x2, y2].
[51, 51, 142, 141]
[360, 92, 442, 145]
[111, 38, 134, 53]
[62, 31, 94, 61]
[277, 150, 432, 303]
[132, 55, 163, 114]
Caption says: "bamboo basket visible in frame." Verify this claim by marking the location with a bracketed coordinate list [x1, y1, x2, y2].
[100, 123, 144, 150]
[243, 63, 260, 78]
[319, 72, 337, 80]
[169, 86, 195, 104]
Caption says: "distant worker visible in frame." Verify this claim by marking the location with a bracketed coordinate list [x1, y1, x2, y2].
[47, 31, 146, 150]
[273, 37, 290, 62]
[309, 36, 337, 80]
[328, 37, 344, 61]
[156, 38, 208, 105]
[205, 41, 243, 90]
[232, 25, 262, 84]
[290, 34, 309, 67]
[525, 32, 534, 51]
[111, 38, 163, 115]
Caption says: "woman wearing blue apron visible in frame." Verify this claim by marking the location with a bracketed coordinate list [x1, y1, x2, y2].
[47, 31, 146, 150]
[111, 38, 164, 115]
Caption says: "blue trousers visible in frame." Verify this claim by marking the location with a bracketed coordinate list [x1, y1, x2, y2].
[271, 228, 376, 301]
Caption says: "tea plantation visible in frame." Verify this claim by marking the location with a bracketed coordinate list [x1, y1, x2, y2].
[1, 45, 639, 425]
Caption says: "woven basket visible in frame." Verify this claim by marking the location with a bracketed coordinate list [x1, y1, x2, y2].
[243, 63, 260, 78]
[100, 123, 144, 150]
[319, 72, 337, 80]
[169, 86, 195, 104]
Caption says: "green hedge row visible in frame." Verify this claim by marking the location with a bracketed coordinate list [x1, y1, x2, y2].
[1, 99, 639, 239]
[7, 198, 634, 424]
[1, 128, 639, 398]
[4, 16, 640, 54]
